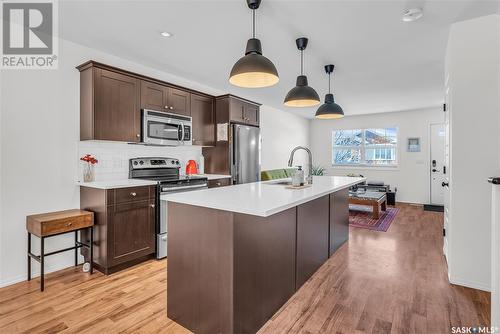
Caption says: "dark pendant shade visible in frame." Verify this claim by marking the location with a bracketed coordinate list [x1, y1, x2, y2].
[284, 75, 320, 107]
[315, 93, 344, 119]
[229, 38, 279, 88]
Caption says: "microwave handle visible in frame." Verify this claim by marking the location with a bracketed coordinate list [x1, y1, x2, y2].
[180, 122, 185, 144]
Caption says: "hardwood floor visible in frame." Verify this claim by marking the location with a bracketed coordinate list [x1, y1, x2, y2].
[0, 204, 489, 333]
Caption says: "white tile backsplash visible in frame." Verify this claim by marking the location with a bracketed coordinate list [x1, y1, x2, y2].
[78, 141, 203, 181]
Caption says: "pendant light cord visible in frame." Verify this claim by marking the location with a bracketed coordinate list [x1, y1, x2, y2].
[300, 50, 304, 75]
[328, 72, 331, 93]
[252, 9, 255, 38]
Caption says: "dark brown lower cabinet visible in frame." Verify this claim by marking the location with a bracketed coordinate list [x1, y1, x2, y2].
[207, 178, 231, 188]
[80, 185, 156, 274]
[296, 196, 330, 288]
[329, 188, 350, 255]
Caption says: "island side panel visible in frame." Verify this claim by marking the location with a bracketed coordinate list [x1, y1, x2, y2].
[167, 202, 234, 334]
[233, 208, 297, 334]
[296, 195, 330, 288]
[329, 188, 350, 256]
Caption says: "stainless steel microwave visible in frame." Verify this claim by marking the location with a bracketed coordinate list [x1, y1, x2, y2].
[141, 109, 192, 146]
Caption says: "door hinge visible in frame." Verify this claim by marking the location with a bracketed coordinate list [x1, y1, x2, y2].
[443, 228, 446, 237]
[443, 103, 446, 112]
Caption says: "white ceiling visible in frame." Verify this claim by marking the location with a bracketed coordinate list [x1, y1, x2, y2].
[59, 0, 499, 118]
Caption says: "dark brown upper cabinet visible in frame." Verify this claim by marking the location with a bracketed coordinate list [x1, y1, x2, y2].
[140, 81, 191, 116]
[221, 95, 260, 127]
[79, 65, 141, 142]
[243, 103, 259, 126]
[191, 94, 215, 146]
[168, 87, 191, 116]
[140, 80, 168, 111]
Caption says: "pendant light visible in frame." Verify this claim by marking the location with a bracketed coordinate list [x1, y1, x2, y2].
[315, 64, 344, 119]
[229, 0, 279, 88]
[284, 37, 320, 107]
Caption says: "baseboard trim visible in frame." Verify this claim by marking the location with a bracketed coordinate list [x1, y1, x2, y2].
[0, 259, 83, 288]
[449, 275, 491, 292]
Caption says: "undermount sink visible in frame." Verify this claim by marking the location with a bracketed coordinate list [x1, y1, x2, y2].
[266, 181, 293, 186]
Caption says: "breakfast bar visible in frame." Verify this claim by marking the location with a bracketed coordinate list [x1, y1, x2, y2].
[162, 176, 364, 334]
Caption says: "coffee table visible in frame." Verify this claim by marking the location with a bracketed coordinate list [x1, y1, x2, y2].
[349, 191, 387, 219]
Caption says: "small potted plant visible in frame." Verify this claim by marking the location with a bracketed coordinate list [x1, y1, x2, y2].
[80, 154, 98, 182]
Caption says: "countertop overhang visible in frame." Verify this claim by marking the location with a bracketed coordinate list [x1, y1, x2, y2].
[161, 176, 365, 217]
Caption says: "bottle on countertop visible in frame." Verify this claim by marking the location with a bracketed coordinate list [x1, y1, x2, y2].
[292, 166, 305, 187]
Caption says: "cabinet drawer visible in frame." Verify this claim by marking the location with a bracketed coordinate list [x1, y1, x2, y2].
[114, 186, 150, 204]
[41, 214, 93, 236]
[208, 178, 231, 188]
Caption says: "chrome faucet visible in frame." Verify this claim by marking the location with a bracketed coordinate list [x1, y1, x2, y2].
[288, 146, 313, 184]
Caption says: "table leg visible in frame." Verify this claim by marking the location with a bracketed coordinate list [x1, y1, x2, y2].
[90, 226, 94, 274]
[381, 200, 387, 211]
[27, 233, 31, 281]
[40, 237, 44, 292]
[372, 204, 380, 219]
[74, 230, 78, 267]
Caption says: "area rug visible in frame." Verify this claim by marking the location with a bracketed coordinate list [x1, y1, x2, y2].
[349, 204, 399, 232]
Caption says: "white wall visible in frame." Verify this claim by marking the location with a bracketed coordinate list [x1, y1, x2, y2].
[310, 107, 444, 204]
[445, 14, 499, 292]
[0, 38, 308, 287]
[260, 105, 310, 171]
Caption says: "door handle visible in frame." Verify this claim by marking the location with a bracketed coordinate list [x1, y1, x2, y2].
[441, 182, 449, 187]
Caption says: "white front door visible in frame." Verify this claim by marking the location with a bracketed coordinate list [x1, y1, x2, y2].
[430, 123, 446, 205]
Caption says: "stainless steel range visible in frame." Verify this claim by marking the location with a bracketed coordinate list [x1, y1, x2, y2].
[129, 157, 208, 259]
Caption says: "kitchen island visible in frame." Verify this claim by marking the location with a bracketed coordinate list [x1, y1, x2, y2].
[162, 176, 365, 334]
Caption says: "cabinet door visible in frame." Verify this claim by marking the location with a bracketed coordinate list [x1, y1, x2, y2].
[243, 103, 259, 126]
[229, 98, 245, 123]
[107, 199, 155, 266]
[141, 80, 169, 111]
[329, 189, 349, 256]
[191, 94, 215, 146]
[94, 68, 141, 142]
[168, 87, 191, 116]
[296, 195, 330, 288]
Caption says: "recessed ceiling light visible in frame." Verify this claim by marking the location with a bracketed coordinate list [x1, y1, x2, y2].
[402, 8, 423, 22]
[160, 31, 172, 37]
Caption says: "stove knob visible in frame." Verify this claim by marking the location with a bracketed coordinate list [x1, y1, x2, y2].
[139, 160, 144, 165]
[171, 160, 175, 165]
[133, 161, 138, 166]
[176, 161, 180, 165]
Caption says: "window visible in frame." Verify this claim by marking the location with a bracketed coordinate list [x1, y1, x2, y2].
[332, 128, 398, 166]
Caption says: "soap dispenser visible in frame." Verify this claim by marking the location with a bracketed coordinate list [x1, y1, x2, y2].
[292, 166, 305, 187]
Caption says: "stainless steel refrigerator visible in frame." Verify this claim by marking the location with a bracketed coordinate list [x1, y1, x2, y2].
[231, 124, 261, 184]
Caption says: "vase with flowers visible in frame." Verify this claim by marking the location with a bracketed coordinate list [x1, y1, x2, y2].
[80, 154, 98, 182]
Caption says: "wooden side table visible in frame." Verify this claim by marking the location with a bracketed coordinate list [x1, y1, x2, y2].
[26, 209, 94, 291]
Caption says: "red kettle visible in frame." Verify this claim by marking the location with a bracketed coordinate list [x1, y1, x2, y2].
[185, 160, 198, 175]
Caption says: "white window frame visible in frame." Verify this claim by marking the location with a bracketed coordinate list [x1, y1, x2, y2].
[332, 127, 399, 168]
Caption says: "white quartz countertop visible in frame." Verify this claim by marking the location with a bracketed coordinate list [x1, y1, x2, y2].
[77, 179, 158, 189]
[76, 174, 232, 189]
[161, 176, 365, 217]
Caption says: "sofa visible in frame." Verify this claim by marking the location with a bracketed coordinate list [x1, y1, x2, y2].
[261, 168, 297, 181]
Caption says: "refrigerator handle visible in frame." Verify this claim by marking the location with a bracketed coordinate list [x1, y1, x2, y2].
[232, 125, 238, 184]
